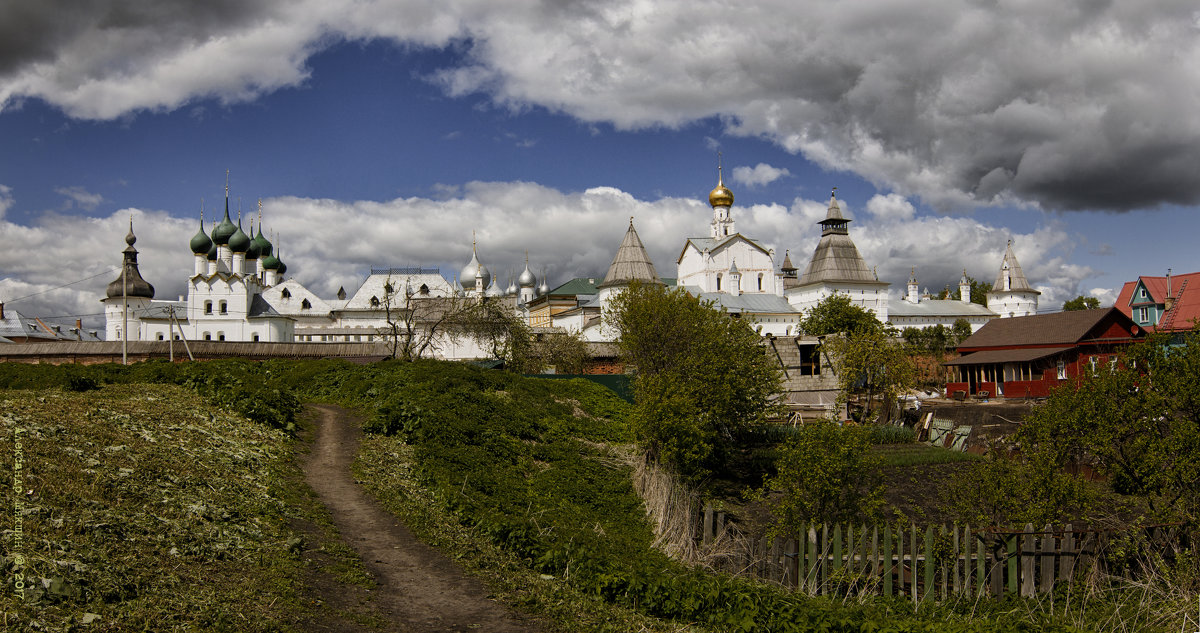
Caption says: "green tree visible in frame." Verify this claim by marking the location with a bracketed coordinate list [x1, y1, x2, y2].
[1017, 330, 1200, 523]
[822, 327, 917, 423]
[457, 298, 540, 372]
[800, 293, 881, 336]
[759, 420, 883, 530]
[951, 318, 973, 345]
[1062, 295, 1101, 311]
[607, 282, 783, 485]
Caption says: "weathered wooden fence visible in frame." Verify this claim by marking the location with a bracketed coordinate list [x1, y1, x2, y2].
[698, 505, 1184, 602]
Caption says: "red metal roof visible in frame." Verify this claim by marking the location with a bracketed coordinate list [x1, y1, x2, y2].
[1114, 272, 1200, 332]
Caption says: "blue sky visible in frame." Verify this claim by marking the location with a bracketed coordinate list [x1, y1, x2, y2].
[1, 1, 1198, 328]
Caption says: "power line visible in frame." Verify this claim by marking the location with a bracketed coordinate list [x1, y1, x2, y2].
[2, 267, 120, 304]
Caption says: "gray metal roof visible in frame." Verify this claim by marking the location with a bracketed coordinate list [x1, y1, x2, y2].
[677, 234, 770, 263]
[598, 221, 661, 289]
[888, 299, 996, 318]
[687, 288, 799, 314]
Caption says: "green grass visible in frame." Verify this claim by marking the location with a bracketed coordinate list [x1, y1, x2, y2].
[873, 443, 980, 467]
[0, 383, 370, 632]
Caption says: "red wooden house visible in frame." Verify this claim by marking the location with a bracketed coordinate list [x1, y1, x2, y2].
[944, 308, 1143, 399]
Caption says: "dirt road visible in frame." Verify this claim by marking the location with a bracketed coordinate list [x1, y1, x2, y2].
[301, 404, 543, 632]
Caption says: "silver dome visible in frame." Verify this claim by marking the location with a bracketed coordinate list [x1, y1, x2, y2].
[459, 248, 492, 291]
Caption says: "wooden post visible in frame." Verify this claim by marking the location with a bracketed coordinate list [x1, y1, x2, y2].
[1060, 524, 1076, 583]
[924, 525, 935, 602]
[1039, 523, 1055, 593]
[940, 524, 948, 599]
[953, 524, 962, 595]
[1007, 533, 1019, 595]
[808, 525, 819, 595]
[821, 523, 830, 594]
[702, 503, 713, 547]
[976, 529, 986, 596]
[883, 524, 893, 597]
[912, 524, 919, 606]
[871, 526, 880, 593]
[1021, 523, 1035, 597]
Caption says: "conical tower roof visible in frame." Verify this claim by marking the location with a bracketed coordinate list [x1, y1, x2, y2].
[990, 240, 1039, 294]
[106, 220, 155, 299]
[598, 219, 662, 289]
[798, 191, 876, 285]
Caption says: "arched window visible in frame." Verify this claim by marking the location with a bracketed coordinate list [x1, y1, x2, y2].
[370, 296, 380, 307]
[156, 333, 164, 341]
[716, 274, 722, 291]
[252, 333, 260, 342]
[219, 300, 227, 314]
[757, 273, 763, 291]
[218, 332, 225, 341]
[204, 301, 213, 314]
[204, 332, 212, 341]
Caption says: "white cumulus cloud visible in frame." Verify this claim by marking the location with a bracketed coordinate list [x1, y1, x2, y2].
[731, 163, 790, 188]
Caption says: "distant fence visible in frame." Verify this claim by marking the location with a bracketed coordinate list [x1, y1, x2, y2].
[697, 505, 1185, 601]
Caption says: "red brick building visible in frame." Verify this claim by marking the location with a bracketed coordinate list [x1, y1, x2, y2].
[944, 308, 1143, 399]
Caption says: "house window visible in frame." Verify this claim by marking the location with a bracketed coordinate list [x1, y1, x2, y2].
[1089, 356, 1097, 375]
[281, 288, 291, 299]
[1138, 306, 1148, 323]
[204, 301, 212, 314]
[252, 333, 260, 342]
[219, 300, 227, 315]
[1057, 360, 1066, 380]
[1109, 355, 1118, 373]
[301, 299, 311, 309]
[1139, 288, 1146, 299]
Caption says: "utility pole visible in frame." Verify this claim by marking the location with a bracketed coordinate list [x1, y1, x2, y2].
[122, 260, 128, 365]
[167, 306, 194, 361]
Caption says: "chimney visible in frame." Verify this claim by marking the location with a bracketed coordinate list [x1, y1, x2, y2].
[1165, 268, 1175, 312]
[0, 302, 4, 320]
[76, 319, 83, 341]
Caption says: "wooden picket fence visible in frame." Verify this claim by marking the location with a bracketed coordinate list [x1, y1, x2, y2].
[698, 505, 1184, 601]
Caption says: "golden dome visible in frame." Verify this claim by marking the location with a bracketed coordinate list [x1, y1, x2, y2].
[708, 165, 734, 207]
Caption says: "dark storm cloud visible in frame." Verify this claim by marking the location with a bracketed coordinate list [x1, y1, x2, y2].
[2, 0, 1198, 212]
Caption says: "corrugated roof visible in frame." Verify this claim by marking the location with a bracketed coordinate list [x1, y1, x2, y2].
[957, 308, 1133, 349]
[676, 234, 770, 264]
[548, 278, 600, 296]
[597, 221, 661, 289]
[944, 347, 1072, 366]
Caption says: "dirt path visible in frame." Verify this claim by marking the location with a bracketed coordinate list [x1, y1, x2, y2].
[301, 404, 544, 633]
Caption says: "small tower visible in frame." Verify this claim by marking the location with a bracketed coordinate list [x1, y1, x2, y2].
[906, 268, 919, 304]
[460, 233, 491, 297]
[708, 154, 736, 238]
[189, 203, 212, 277]
[103, 219, 156, 342]
[959, 270, 971, 303]
[986, 240, 1040, 318]
[518, 252, 537, 304]
[728, 260, 742, 295]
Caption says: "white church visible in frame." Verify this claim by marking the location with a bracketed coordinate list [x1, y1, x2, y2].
[103, 168, 1040, 354]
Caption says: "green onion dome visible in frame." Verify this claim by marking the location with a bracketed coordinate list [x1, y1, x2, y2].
[261, 252, 280, 270]
[251, 226, 272, 259]
[189, 219, 213, 254]
[211, 203, 237, 245]
[228, 222, 251, 253]
[206, 238, 218, 261]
